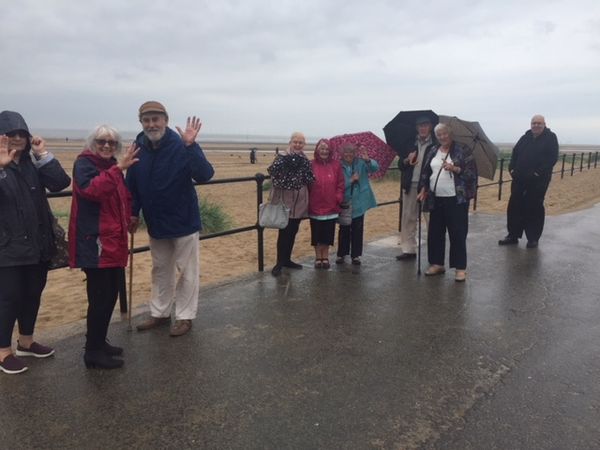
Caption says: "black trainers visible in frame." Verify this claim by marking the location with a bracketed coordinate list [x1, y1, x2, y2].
[84, 350, 124, 370]
[282, 260, 303, 269]
[526, 240, 539, 249]
[0, 354, 28, 374]
[498, 235, 519, 246]
[271, 264, 282, 277]
[16, 341, 55, 358]
[396, 253, 416, 261]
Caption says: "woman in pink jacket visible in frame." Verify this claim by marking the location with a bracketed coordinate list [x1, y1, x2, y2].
[309, 139, 345, 269]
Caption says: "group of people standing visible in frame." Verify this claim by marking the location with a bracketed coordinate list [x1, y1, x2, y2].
[396, 114, 558, 281]
[267, 133, 378, 276]
[0, 102, 214, 374]
[0, 106, 559, 375]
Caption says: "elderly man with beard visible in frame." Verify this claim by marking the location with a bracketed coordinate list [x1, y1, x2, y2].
[126, 101, 214, 337]
[498, 115, 559, 249]
[396, 116, 437, 261]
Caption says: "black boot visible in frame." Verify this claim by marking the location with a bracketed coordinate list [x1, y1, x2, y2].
[84, 350, 124, 369]
[104, 341, 123, 356]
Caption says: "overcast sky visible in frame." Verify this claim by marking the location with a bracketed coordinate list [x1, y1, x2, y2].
[1, 0, 599, 144]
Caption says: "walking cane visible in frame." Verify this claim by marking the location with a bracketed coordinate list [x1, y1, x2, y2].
[127, 232, 134, 331]
[417, 200, 422, 276]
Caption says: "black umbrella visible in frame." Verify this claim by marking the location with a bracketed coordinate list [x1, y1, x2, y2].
[438, 115, 499, 180]
[383, 110, 439, 157]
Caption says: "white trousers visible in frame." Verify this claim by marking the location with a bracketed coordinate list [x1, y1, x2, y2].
[400, 182, 428, 254]
[148, 232, 200, 320]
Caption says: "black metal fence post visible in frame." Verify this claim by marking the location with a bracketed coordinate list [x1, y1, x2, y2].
[595, 152, 598, 169]
[580, 152, 584, 172]
[561, 154, 566, 179]
[588, 152, 592, 170]
[256, 173, 266, 272]
[498, 158, 504, 201]
[571, 153, 576, 176]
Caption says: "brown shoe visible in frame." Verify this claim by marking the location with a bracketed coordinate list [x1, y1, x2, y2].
[136, 316, 170, 332]
[170, 319, 192, 337]
[455, 270, 467, 282]
[424, 265, 446, 276]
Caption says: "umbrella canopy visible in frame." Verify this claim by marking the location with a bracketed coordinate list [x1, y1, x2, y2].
[438, 115, 499, 180]
[328, 131, 396, 179]
[383, 110, 439, 157]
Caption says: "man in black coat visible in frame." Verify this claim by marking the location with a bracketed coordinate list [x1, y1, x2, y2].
[396, 116, 437, 260]
[499, 115, 559, 248]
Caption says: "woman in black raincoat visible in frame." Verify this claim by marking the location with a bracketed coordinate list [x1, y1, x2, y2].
[0, 111, 70, 375]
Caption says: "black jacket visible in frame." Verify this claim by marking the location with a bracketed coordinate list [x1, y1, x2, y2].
[509, 128, 559, 183]
[398, 136, 437, 194]
[0, 111, 71, 267]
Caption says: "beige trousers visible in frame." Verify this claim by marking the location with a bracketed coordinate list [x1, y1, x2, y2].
[148, 232, 200, 320]
[400, 182, 428, 254]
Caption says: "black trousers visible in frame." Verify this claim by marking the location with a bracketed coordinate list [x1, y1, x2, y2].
[507, 177, 550, 242]
[337, 215, 365, 258]
[0, 263, 49, 348]
[83, 268, 120, 351]
[276, 218, 301, 265]
[428, 197, 469, 270]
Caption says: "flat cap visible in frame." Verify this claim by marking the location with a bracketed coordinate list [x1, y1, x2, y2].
[138, 101, 168, 119]
[415, 116, 432, 125]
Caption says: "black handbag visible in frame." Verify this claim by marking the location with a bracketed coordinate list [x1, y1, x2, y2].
[49, 216, 69, 269]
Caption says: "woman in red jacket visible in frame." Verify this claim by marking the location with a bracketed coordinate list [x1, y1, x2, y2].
[68, 125, 138, 369]
[309, 139, 345, 269]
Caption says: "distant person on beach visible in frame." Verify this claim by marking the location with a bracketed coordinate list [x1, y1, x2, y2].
[250, 147, 257, 164]
[397, 116, 437, 261]
[126, 101, 214, 337]
[336, 144, 378, 266]
[309, 139, 345, 269]
[69, 125, 139, 370]
[417, 123, 477, 282]
[498, 115, 559, 248]
[0, 111, 70, 375]
[267, 132, 315, 276]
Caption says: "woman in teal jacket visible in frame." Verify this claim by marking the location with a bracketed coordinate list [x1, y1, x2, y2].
[336, 144, 378, 265]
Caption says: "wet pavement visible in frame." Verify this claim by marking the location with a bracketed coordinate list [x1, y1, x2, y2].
[2, 205, 600, 449]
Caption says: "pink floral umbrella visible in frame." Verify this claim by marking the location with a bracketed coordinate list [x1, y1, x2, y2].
[328, 131, 397, 179]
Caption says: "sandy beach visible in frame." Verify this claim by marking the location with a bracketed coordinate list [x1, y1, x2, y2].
[34, 139, 600, 331]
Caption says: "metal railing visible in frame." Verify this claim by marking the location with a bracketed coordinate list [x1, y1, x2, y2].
[46, 150, 598, 311]
[473, 151, 599, 210]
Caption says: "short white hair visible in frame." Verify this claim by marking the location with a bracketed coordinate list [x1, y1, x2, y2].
[86, 125, 123, 153]
[289, 131, 305, 143]
[434, 123, 453, 138]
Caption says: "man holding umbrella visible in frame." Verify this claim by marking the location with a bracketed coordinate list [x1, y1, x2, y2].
[396, 116, 437, 261]
[498, 115, 558, 248]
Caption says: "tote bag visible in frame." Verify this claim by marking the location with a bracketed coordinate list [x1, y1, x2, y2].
[259, 202, 290, 229]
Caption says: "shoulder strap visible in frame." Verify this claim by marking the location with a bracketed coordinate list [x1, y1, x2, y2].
[431, 150, 450, 194]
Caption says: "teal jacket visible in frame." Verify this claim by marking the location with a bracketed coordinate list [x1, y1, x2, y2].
[341, 158, 378, 218]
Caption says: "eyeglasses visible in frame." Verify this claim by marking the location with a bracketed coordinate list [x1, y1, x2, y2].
[95, 139, 118, 148]
[531, 122, 544, 126]
[6, 130, 28, 139]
